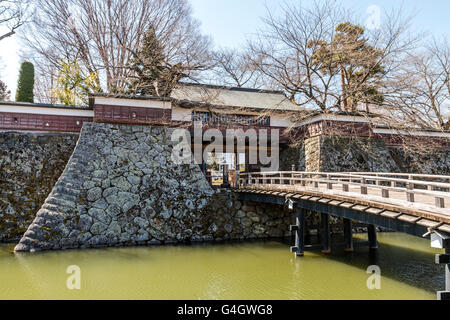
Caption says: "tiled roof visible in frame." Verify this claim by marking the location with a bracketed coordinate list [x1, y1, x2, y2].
[171, 83, 304, 112]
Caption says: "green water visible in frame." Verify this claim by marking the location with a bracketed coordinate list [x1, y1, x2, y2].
[0, 233, 445, 300]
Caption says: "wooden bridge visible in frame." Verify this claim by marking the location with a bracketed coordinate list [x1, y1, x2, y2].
[234, 171, 450, 300]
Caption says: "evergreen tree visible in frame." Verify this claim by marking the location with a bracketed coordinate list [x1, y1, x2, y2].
[127, 26, 186, 97]
[309, 22, 385, 112]
[127, 26, 165, 96]
[15, 61, 35, 103]
[0, 80, 11, 101]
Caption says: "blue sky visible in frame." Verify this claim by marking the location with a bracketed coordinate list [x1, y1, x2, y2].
[189, 0, 450, 48]
[2, 0, 450, 97]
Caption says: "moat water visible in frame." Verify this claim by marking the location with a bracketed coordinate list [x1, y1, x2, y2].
[0, 233, 445, 300]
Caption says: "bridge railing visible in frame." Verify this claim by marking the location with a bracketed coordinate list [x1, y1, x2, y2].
[238, 171, 450, 209]
[347, 172, 450, 184]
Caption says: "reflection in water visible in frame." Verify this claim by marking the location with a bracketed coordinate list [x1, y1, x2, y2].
[0, 233, 445, 300]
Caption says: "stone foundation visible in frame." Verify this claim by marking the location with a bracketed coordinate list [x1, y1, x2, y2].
[14, 123, 293, 252]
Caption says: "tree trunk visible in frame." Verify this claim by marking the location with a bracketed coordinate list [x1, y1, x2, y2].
[340, 64, 348, 111]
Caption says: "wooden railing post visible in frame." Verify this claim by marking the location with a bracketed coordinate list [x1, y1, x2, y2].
[361, 178, 368, 195]
[406, 182, 415, 202]
[326, 174, 333, 190]
[291, 165, 295, 186]
[436, 197, 445, 208]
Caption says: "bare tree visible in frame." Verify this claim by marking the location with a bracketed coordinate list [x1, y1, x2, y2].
[22, 0, 211, 99]
[247, 1, 419, 113]
[0, 0, 28, 41]
[0, 79, 10, 100]
[210, 48, 263, 88]
[383, 39, 450, 130]
[247, 1, 347, 111]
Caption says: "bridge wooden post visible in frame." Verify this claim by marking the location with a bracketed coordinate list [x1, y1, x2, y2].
[445, 249, 450, 294]
[361, 178, 368, 195]
[343, 218, 354, 252]
[368, 225, 378, 249]
[436, 249, 450, 300]
[447, 250, 450, 292]
[290, 206, 306, 257]
[321, 213, 331, 254]
[445, 249, 450, 299]
[291, 165, 295, 185]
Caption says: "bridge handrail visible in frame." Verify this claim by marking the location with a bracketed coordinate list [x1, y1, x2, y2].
[239, 172, 450, 189]
[239, 175, 450, 197]
[238, 171, 450, 208]
[244, 176, 450, 197]
[239, 171, 450, 180]
[314, 173, 450, 190]
[347, 172, 450, 180]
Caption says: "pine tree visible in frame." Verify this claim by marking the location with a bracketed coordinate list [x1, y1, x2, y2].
[0, 80, 11, 101]
[127, 27, 165, 96]
[127, 26, 186, 97]
[309, 22, 385, 112]
[15, 61, 35, 103]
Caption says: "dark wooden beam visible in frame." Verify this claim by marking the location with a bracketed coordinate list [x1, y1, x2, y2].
[344, 218, 354, 252]
[321, 213, 331, 254]
[368, 225, 378, 249]
[290, 207, 306, 257]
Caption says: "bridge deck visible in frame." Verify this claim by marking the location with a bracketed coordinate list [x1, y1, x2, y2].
[237, 172, 450, 235]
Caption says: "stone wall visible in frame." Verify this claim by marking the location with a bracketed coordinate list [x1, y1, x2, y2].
[0, 132, 78, 242]
[14, 123, 293, 252]
[293, 135, 450, 174]
[279, 142, 305, 171]
[318, 136, 450, 174]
